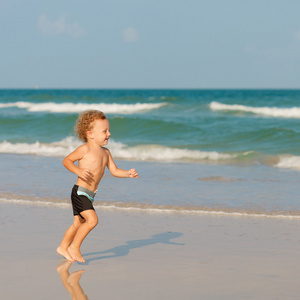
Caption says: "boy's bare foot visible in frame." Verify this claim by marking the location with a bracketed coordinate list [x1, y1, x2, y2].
[68, 246, 85, 263]
[56, 246, 75, 262]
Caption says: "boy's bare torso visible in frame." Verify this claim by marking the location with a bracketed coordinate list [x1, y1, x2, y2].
[76, 144, 109, 192]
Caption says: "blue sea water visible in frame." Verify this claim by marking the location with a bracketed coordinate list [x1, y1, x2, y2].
[0, 89, 300, 217]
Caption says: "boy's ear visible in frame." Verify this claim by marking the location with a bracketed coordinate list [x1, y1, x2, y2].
[86, 130, 93, 139]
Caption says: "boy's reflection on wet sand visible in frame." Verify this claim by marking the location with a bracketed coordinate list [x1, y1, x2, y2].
[57, 261, 88, 300]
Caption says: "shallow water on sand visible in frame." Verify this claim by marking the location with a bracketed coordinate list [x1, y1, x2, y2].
[1, 154, 299, 218]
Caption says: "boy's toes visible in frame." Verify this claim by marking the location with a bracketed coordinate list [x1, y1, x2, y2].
[68, 246, 85, 263]
[76, 256, 86, 263]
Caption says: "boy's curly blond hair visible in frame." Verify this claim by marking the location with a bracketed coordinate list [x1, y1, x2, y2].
[75, 110, 107, 142]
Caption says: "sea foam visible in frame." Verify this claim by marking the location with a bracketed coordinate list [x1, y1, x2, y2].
[0, 138, 81, 157]
[1, 197, 300, 219]
[0, 101, 167, 114]
[276, 155, 300, 170]
[109, 143, 236, 161]
[210, 101, 300, 118]
[0, 137, 237, 162]
[1, 138, 299, 170]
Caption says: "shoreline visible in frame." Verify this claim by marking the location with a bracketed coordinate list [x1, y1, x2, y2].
[1, 202, 299, 299]
[2, 194, 300, 220]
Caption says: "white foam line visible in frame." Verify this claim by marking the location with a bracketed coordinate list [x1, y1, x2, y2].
[94, 204, 300, 219]
[2, 198, 300, 219]
[210, 101, 300, 118]
[0, 138, 239, 161]
[276, 155, 300, 170]
[0, 198, 71, 207]
[0, 101, 168, 114]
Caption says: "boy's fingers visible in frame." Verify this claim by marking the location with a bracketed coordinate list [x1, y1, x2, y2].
[85, 170, 93, 177]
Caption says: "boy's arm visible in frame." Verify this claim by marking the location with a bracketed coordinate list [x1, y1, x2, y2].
[106, 149, 138, 178]
[63, 145, 94, 183]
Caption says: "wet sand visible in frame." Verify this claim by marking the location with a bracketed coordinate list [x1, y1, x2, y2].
[0, 202, 299, 299]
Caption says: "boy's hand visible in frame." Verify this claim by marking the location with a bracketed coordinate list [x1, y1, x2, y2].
[78, 169, 94, 183]
[128, 169, 139, 178]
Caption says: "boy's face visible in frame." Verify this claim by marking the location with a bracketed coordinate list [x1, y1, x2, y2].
[87, 119, 111, 146]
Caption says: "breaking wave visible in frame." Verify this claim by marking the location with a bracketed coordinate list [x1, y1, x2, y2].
[0, 137, 245, 162]
[0, 101, 167, 114]
[210, 101, 300, 118]
[1, 137, 300, 170]
[0, 138, 81, 157]
[276, 155, 300, 170]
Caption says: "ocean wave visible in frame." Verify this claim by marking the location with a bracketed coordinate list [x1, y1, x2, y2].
[0, 101, 167, 114]
[1, 138, 300, 170]
[1, 197, 300, 219]
[276, 155, 300, 170]
[110, 143, 238, 162]
[210, 101, 300, 118]
[0, 137, 81, 157]
[0, 137, 241, 161]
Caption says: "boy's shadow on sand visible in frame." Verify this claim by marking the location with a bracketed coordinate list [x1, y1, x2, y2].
[81, 232, 184, 265]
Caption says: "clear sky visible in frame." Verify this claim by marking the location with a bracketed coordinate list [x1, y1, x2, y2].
[1, 0, 300, 89]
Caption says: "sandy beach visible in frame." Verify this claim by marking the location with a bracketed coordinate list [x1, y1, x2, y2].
[0, 202, 299, 299]
[2, 3, 300, 299]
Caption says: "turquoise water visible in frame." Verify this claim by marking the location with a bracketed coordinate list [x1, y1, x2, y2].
[1, 89, 300, 217]
[1, 89, 300, 168]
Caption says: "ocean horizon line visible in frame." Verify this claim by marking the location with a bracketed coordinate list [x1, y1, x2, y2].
[1, 87, 300, 91]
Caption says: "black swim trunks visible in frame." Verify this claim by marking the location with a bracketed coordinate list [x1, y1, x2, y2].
[71, 185, 95, 219]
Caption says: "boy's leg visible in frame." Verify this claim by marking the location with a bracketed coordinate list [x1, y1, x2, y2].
[68, 209, 98, 263]
[57, 216, 85, 261]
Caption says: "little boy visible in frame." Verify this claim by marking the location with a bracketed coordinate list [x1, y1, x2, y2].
[57, 110, 138, 263]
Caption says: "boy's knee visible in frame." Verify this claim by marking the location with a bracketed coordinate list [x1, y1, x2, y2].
[80, 210, 98, 228]
[73, 216, 85, 228]
[88, 216, 98, 228]
[84, 214, 98, 228]
[72, 221, 83, 229]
